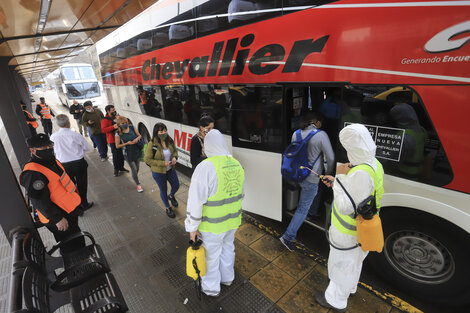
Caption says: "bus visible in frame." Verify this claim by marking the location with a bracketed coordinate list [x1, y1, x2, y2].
[95, 0, 470, 305]
[54, 63, 106, 111]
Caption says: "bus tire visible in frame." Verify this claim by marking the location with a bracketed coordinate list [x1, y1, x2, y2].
[367, 207, 470, 305]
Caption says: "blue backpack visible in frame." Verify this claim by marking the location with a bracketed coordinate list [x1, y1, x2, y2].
[281, 129, 322, 182]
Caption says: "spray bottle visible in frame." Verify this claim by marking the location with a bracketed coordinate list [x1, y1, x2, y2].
[186, 238, 206, 299]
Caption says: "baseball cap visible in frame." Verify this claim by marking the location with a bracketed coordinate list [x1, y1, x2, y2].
[27, 133, 53, 148]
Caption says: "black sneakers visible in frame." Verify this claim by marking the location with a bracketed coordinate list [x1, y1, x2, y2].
[314, 292, 346, 313]
[119, 168, 129, 173]
[114, 169, 120, 177]
[168, 195, 178, 207]
[166, 207, 176, 218]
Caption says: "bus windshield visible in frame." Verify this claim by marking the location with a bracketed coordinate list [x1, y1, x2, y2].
[65, 82, 100, 99]
[62, 66, 96, 80]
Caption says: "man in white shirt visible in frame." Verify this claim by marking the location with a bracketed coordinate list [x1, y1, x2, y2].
[51, 114, 93, 211]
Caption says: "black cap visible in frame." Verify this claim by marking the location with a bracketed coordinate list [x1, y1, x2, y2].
[27, 133, 53, 148]
[39, 97, 45, 100]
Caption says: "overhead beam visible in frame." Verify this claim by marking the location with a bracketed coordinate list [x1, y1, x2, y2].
[13, 44, 93, 58]
[0, 25, 121, 44]
[15, 55, 78, 67]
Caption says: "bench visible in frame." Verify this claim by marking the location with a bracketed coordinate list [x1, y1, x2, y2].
[7, 229, 128, 313]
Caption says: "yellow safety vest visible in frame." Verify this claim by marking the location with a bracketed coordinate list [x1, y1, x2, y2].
[199, 155, 244, 234]
[331, 159, 384, 236]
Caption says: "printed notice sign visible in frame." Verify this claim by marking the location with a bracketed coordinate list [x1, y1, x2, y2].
[345, 123, 405, 161]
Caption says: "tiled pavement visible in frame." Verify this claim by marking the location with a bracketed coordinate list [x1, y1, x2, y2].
[0, 101, 405, 312]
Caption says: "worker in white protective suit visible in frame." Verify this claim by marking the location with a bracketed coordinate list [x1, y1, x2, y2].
[315, 124, 384, 312]
[185, 129, 245, 297]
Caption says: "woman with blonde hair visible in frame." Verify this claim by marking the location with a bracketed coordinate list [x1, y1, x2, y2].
[115, 116, 143, 192]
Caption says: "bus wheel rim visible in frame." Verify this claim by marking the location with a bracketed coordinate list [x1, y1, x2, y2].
[384, 230, 455, 285]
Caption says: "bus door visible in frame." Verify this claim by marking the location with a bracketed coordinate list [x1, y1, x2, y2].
[229, 85, 284, 221]
[280, 83, 348, 227]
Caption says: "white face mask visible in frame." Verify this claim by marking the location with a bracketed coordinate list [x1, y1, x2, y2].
[85, 108, 93, 112]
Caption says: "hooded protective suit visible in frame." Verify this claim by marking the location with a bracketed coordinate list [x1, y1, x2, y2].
[325, 124, 382, 309]
[185, 129, 245, 296]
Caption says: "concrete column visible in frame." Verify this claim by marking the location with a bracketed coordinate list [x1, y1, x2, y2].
[0, 139, 38, 244]
[0, 57, 30, 167]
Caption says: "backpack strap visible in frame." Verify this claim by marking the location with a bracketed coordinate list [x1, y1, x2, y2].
[299, 128, 322, 169]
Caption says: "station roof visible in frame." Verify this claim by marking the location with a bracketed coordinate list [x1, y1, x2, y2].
[0, 0, 156, 84]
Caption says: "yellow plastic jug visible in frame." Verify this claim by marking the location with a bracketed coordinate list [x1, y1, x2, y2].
[356, 214, 384, 252]
[186, 240, 206, 280]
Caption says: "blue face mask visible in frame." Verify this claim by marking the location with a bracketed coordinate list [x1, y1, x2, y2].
[120, 123, 128, 130]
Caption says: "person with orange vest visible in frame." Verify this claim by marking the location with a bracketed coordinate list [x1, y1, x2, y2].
[20, 133, 85, 255]
[21, 101, 38, 136]
[35, 97, 55, 136]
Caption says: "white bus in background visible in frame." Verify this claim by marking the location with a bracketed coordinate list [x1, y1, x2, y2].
[54, 63, 106, 111]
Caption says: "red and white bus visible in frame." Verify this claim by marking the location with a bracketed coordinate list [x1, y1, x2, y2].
[96, 0, 470, 304]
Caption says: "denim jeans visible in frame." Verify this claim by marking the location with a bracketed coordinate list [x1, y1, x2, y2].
[152, 169, 180, 208]
[91, 133, 108, 158]
[127, 160, 140, 185]
[110, 142, 125, 170]
[282, 180, 319, 242]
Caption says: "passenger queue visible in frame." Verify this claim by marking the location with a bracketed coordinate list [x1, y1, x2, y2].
[19, 97, 384, 313]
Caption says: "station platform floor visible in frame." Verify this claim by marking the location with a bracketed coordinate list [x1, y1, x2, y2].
[0, 95, 421, 313]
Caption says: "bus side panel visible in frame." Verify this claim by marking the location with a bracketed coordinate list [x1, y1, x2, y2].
[232, 147, 282, 221]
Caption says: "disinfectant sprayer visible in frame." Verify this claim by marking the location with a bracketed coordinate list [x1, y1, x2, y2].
[186, 238, 206, 299]
[299, 166, 384, 252]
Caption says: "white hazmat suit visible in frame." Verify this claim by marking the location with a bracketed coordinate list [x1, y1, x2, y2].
[325, 124, 382, 310]
[185, 130, 244, 296]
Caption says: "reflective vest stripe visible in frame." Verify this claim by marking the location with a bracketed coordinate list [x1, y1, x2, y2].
[39, 103, 52, 119]
[201, 209, 242, 223]
[23, 110, 38, 128]
[21, 160, 80, 224]
[204, 194, 243, 207]
[330, 159, 384, 236]
[332, 206, 357, 232]
[199, 155, 244, 234]
[186, 212, 202, 221]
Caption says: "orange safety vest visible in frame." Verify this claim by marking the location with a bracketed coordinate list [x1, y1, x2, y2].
[23, 110, 39, 128]
[21, 160, 81, 224]
[139, 91, 147, 105]
[39, 103, 52, 119]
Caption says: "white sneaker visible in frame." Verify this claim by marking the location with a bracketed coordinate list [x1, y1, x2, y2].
[137, 185, 143, 193]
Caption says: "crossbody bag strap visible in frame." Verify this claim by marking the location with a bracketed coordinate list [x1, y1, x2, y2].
[335, 178, 357, 217]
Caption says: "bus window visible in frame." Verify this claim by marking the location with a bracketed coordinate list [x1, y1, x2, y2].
[228, 0, 282, 25]
[337, 85, 453, 187]
[196, 0, 231, 37]
[77, 66, 95, 79]
[138, 86, 163, 118]
[168, 10, 196, 44]
[230, 85, 283, 153]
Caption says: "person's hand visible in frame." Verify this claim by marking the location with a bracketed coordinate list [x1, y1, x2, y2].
[113, 124, 119, 129]
[56, 218, 69, 231]
[171, 157, 177, 165]
[75, 110, 79, 113]
[190, 231, 201, 242]
[126, 141, 134, 145]
[321, 175, 335, 187]
[88, 120, 94, 125]
[336, 163, 352, 175]
[165, 160, 171, 166]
